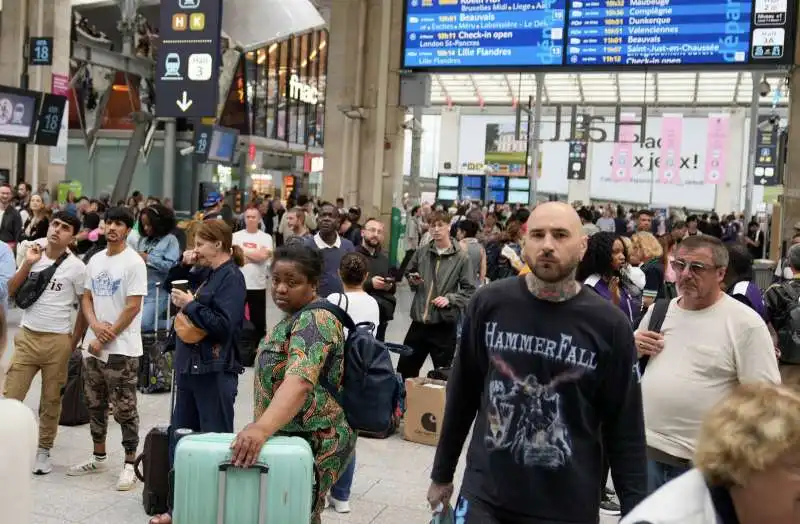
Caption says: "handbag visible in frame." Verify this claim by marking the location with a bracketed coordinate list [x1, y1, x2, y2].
[15, 251, 69, 309]
[174, 311, 207, 344]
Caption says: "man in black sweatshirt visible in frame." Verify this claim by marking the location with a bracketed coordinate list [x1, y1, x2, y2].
[428, 202, 647, 523]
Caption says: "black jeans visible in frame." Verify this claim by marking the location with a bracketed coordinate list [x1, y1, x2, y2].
[245, 289, 267, 340]
[376, 321, 388, 342]
[397, 321, 457, 381]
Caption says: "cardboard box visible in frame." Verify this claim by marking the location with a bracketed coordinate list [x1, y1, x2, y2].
[403, 377, 447, 446]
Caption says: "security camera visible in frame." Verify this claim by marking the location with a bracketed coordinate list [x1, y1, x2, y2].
[759, 79, 771, 97]
[180, 146, 195, 156]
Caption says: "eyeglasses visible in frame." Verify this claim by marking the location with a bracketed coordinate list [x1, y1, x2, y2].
[670, 259, 719, 275]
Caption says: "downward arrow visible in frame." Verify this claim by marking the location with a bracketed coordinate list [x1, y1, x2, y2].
[176, 91, 193, 112]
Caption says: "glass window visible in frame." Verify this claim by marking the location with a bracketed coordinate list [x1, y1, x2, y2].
[316, 30, 328, 147]
[266, 42, 278, 139]
[276, 40, 289, 141]
[287, 36, 300, 144]
[253, 50, 267, 137]
[297, 33, 309, 145]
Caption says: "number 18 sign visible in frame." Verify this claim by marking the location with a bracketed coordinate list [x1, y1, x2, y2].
[29, 37, 53, 66]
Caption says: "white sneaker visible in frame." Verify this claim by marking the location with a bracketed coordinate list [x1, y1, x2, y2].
[116, 463, 138, 491]
[66, 455, 108, 476]
[327, 495, 351, 514]
[33, 448, 52, 475]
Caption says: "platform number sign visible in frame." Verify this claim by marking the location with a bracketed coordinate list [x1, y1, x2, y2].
[29, 37, 53, 66]
[34, 93, 67, 147]
[193, 124, 212, 161]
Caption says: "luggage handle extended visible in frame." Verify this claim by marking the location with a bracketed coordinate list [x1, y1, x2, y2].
[216, 462, 270, 524]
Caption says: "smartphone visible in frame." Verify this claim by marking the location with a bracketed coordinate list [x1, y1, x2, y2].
[383, 276, 395, 284]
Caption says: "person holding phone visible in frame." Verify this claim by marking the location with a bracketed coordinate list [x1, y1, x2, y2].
[357, 218, 397, 341]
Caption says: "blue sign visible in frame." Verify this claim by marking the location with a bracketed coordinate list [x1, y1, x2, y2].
[402, 0, 796, 70]
[29, 37, 53, 66]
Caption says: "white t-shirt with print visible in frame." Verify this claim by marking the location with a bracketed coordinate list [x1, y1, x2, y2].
[84, 246, 148, 357]
[327, 291, 380, 337]
[21, 247, 86, 334]
[233, 229, 273, 290]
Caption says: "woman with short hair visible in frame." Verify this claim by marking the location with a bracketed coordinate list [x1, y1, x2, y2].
[632, 231, 665, 309]
[621, 383, 800, 524]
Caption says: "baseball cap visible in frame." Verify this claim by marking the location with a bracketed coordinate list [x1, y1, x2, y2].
[203, 192, 222, 209]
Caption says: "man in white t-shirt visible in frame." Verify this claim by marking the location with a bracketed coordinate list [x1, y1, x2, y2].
[67, 207, 147, 491]
[3, 212, 85, 475]
[233, 206, 273, 340]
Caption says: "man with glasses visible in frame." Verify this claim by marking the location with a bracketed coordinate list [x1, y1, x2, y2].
[634, 235, 780, 494]
[358, 218, 396, 341]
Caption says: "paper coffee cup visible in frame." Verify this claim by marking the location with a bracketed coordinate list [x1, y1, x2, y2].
[172, 280, 189, 292]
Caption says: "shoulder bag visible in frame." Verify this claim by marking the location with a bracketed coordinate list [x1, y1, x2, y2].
[15, 251, 70, 309]
[174, 282, 208, 344]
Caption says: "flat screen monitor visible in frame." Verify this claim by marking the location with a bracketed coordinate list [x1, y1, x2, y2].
[509, 177, 530, 191]
[206, 125, 240, 164]
[437, 188, 458, 201]
[438, 175, 459, 188]
[462, 188, 483, 201]
[488, 176, 508, 191]
[489, 189, 506, 204]
[402, 0, 797, 70]
[508, 190, 529, 205]
[462, 175, 483, 188]
[0, 86, 41, 143]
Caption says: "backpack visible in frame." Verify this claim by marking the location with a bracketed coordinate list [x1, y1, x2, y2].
[638, 298, 671, 374]
[287, 301, 413, 438]
[777, 286, 800, 364]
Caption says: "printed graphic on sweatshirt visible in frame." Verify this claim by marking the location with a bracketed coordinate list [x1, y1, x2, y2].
[91, 271, 122, 297]
[483, 322, 590, 469]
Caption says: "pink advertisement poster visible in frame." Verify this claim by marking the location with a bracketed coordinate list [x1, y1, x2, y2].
[704, 114, 729, 184]
[610, 113, 637, 182]
[51, 73, 69, 96]
[658, 114, 683, 184]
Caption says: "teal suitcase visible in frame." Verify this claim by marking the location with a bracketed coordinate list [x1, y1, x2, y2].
[173, 433, 314, 524]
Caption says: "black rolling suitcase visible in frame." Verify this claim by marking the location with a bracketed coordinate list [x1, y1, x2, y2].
[139, 285, 173, 394]
[59, 349, 90, 426]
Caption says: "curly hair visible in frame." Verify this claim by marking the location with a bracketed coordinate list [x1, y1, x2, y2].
[138, 204, 176, 238]
[339, 252, 369, 287]
[576, 232, 627, 282]
[695, 383, 800, 487]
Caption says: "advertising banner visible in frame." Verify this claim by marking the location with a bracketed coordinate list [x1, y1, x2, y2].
[658, 114, 683, 184]
[610, 113, 636, 182]
[704, 113, 730, 184]
[50, 73, 70, 165]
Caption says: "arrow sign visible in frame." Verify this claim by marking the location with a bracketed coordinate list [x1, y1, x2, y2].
[176, 91, 193, 112]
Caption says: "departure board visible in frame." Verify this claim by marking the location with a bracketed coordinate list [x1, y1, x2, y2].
[401, 0, 796, 70]
[403, 0, 567, 68]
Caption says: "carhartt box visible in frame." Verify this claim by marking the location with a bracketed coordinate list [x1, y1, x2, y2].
[404, 378, 447, 446]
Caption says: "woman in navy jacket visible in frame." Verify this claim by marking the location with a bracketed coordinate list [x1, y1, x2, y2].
[167, 220, 246, 439]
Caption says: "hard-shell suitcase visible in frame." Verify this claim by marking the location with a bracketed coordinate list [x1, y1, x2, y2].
[173, 433, 314, 524]
[138, 285, 173, 394]
[134, 425, 170, 515]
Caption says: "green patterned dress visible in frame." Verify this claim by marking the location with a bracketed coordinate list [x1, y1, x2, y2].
[254, 304, 357, 524]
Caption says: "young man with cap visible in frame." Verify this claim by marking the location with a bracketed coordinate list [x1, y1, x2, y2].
[202, 192, 224, 221]
[68, 207, 148, 491]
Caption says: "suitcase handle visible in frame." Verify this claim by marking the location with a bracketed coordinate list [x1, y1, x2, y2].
[216, 462, 269, 524]
[133, 452, 145, 483]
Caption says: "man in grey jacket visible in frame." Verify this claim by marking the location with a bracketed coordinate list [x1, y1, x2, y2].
[398, 210, 476, 380]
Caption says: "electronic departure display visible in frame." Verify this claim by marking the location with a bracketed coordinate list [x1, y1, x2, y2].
[401, 0, 796, 70]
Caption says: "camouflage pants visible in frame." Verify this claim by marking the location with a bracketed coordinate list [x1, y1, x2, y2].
[83, 355, 140, 454]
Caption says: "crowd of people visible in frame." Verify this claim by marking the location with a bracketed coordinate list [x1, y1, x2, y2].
[1, 183, 800, 524]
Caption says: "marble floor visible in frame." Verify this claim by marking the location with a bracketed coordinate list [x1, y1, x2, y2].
[2, 288, 619, 523]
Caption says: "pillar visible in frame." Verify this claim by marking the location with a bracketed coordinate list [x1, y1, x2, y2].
[781, 32, 800, 243]
[709, 109, 746, 213]
[437, 107, 460, 174]
[0, 0, 71, 190]
[323, 0, 406, 224]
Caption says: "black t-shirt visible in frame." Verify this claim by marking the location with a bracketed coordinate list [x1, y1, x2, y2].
[431, 277, 647, 522]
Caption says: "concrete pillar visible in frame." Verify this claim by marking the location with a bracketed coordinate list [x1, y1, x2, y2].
[781, 60, 800, 242]
[437, 108, 460, 174]
[713, 109, 746, 213]
[323, 0, 405, 223]
[0, 0, 71, 190]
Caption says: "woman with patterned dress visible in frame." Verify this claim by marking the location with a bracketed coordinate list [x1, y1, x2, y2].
[230, 244, 356, 524]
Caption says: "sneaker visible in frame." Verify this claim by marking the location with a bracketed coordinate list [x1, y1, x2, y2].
[66, 455, 108, 477]
[599, 496, 621, 516]
[33, 448, 52, 475]
[116, 463, 138, 491]
[327, 495, 351, 514]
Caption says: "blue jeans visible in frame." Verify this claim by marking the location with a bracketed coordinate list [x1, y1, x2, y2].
[329, 451, 355, 501]
[141, 294, 169, 332]
[647, 458, 691, 494]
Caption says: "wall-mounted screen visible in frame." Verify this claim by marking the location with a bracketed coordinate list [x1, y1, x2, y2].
[488, 175, 508, 190]
[402, 0, 797, 70]
[206, 125, 240, 164]
[0, 86, 41, 142]
[438, 175, 460, 187]
[508, 190, 529, 204]
[509, 177, 530, 191]
[462, 175, 483, 188]
[490, 189, 506, 203]
[437, 188, 459, 200]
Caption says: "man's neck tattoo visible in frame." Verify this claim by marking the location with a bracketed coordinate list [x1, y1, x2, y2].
[525, 272, 581, 302]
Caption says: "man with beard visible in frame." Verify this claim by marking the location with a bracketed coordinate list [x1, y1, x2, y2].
[427, 202, 647, 523]
[358, 218, 396, 341]
[302, 202, 354, 296]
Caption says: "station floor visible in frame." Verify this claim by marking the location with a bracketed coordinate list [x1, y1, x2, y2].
[2, 288, 619, 524]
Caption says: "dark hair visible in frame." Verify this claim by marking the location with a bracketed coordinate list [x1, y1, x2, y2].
[637, 209, 653, 218]
[577, 232, 626, 281]
[51, 211, 82, 235]
[457, 219, 479, 238]
[726, 243, 754, 282]
[138, 204, 176, 238]
[105, 206, 135, 229]
[271, 244, 324, 285]
[82, 212, 101, 231]
[195, 220, 244, 267]
[513, 208, 531, 225]
[339, 252, 369, 287]
[686, 214, 699, 224]
[90, 199, 107, 213]
[577, 207, 594, 223]
[410, 205, 420, 217]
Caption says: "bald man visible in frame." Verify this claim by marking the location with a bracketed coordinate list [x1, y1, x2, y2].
[427, 202, 647, 523]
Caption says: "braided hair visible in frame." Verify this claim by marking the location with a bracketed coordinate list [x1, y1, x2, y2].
[339, 252, 370, 287]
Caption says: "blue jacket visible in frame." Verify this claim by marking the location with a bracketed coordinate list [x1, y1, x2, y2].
[166, 259, 247, 375]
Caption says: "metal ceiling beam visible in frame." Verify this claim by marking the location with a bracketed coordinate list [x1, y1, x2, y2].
[426, 100, 787, 108]
[733, 71, 744, 104]
[692, 72, 700, 105]
[502, 74, 516, 103]
[539, 74, 550, 104]
[575, 74, 585, 104]
[433, 74, 451, 102]
[468, 74, 483, 104]
[71, 41, 154, 79]
[615, 74, 621, 104]
[653, 73, 659, 105]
